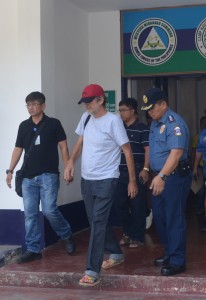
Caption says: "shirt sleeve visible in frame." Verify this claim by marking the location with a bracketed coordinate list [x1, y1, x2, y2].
[110, 115, 129, 147]
[55, 119, 67, 142]
[15, 123, 24, 148]
[166, 119, 187, 150]
[75, 112, 90, 136]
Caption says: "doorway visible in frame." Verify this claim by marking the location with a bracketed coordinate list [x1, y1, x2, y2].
[123, 76, 206, 143]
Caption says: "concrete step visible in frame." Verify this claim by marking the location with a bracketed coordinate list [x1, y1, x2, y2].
[1, 270, 206, 297]
[0, 245, 22, 267]
[0, 286, 206, 300]
[0, 217, 206, 298]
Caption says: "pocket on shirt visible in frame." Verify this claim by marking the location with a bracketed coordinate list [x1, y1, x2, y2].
[154, 133, 167, 151]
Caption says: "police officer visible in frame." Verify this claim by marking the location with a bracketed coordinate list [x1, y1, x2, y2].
[141, 87, 192, 276]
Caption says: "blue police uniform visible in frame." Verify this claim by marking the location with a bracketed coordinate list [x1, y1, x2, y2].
[197, 128, 206, 180]
[150, 108, 192, 267]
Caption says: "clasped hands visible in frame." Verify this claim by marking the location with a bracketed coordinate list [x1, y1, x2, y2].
[64, 161, 74, 184]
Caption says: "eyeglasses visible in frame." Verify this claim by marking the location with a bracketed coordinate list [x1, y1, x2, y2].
[118, 108, 132, 113]
[26, 103, 42, 108]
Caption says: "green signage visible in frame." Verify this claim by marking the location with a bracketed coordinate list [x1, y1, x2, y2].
[105, 90, 116, 112]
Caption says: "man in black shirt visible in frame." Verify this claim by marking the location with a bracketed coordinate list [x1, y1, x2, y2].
[114, 98, 150, 247]
[6, 91, 75, 262]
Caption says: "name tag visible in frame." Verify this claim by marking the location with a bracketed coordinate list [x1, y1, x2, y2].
[35, 135, 40, 145]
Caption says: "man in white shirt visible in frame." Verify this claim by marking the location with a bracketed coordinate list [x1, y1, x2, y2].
[64, 84, 137, 286]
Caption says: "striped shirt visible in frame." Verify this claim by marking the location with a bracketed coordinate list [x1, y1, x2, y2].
[120, 120, 149, 167]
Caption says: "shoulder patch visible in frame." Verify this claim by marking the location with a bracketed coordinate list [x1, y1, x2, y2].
[168, 115, 175, 123]
[174, 126, 182, 136]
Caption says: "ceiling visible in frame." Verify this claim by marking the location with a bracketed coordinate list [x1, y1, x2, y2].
[68, 0, 206, 12]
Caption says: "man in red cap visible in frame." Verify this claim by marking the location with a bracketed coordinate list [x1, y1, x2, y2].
[64, 84, 137, 286]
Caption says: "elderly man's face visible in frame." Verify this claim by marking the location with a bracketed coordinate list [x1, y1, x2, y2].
[84, 96, 104, 116]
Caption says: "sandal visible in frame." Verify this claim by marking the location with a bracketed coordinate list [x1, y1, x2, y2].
[102, 258, 124, 269]
[119, 234, 131, 245]
[129, 240, 144, 248]
[79, 275, 100, 286]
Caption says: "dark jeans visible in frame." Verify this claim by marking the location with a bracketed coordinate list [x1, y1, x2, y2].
[81, 178, 123, 277]
[113, 169, 147, 242]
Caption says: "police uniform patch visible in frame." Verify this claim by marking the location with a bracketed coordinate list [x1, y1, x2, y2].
[174, 126, 182, 136]
[160, 124, 166, 134]
[168, 115, 175, 122]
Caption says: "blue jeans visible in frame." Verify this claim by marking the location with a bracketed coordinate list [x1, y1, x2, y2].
[81, 178, 123, 278]
[22, 173, 72, 253]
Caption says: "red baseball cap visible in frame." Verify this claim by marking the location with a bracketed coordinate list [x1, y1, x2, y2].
[78, 84, 105, 104]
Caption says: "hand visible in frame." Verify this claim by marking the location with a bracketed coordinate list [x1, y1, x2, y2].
[150, 175, 165, 196]
[6, 173, 12, 189]
[193, 168, 199, 180]
[128, 181, 138, 199]
[64, 160, 74, 184]
[139, 169, 149, 184]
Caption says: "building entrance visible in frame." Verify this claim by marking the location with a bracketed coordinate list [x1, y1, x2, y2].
[123, 76, 206, 144]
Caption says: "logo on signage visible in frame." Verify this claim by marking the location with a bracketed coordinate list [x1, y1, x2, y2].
[130, 18, 177, 66]
[195, 18, 206, 58]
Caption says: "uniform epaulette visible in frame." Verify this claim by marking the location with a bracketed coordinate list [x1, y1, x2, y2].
[168, 115, 175, 123]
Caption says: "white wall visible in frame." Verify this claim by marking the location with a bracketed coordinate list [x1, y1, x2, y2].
[0, 0, 41, 209]
[41, 6, 122, 205]
[41, 0, 89, 205]
[89, 11, 121, 105]
[1, 1, 122, 209]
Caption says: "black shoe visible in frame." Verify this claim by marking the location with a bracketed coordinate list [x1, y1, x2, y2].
[154, 256, 169, 266]
[64, 237, 75, 255]
[161, 264, 186, 276]
[200, 226, 206, 232]
[17, 250, 42, 263]
[196, 209, 205, 216]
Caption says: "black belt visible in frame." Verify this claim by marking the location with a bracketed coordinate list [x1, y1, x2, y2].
[152, 158, 191, 177]
[119, 163, 143, 172]
[152, 170, 178, 176]
[119, 166, 128, 171]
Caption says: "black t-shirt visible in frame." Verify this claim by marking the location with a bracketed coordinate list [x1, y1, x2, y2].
[15, 114, 67, 178]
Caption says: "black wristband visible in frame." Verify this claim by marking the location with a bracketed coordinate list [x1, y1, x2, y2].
[6, 169, 13, 174]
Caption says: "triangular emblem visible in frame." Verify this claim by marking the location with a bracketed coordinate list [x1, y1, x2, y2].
[142, 28, 166, 50]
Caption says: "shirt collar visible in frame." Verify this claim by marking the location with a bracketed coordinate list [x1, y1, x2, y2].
[29, 113, 47, 125]
[154, 108, 172, 126]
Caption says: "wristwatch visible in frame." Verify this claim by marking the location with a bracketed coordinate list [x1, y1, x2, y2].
[6, 169, 13, 174]
[143, 167, 150, 172]
[158, 172, 168, 181]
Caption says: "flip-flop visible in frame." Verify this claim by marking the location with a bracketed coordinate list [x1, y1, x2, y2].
[79, 275, 100, 286]
[119, 234, 131, 245]
[129, 240, 144, 248]
[102, 258, 124, 269]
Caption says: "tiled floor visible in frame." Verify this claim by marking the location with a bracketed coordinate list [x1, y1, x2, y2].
[1, 194, 206, 299]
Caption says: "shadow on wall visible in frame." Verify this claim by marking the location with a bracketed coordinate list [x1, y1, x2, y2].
[44, 200, 89, 247]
